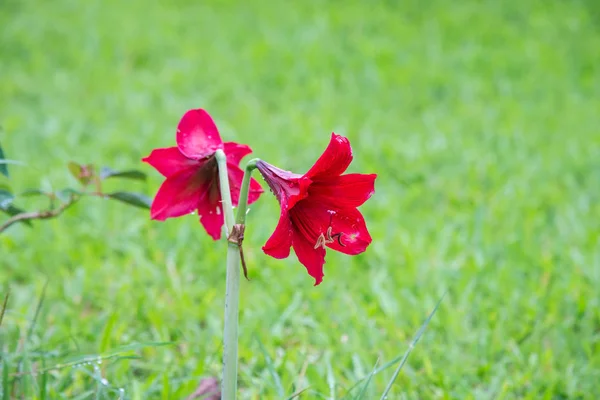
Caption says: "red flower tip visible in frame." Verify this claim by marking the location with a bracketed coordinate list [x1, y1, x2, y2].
[256, 161, 311, 210]
[257, 134, 376, 285]
[142, 109, 263, 239]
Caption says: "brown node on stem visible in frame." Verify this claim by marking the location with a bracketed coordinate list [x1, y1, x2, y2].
[227, 224, 249, 280]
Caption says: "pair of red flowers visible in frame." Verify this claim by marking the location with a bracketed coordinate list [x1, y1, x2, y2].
[143, 109, 376, 285]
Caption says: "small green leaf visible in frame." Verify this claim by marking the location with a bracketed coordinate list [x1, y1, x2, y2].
[0, 160, 25, 167]
[55, 188, 82, 203]
[67, 161, 81, 179]
[0, 140, 8, 178]
[1, 204, 20, 216]
[0, 190, 32, 227]
[20, 189, 48, 198]
[68, 162, 94, 185]
[99, 167, 147, 181]
[0, 173, 9, 190]
[107, 192, 151, 209]
[0, 189, 14, 210]
[0, 203, 32, 226]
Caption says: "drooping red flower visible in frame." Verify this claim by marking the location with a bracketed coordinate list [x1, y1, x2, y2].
[256, 133, 376, 285]
[142, 108, 263, 240]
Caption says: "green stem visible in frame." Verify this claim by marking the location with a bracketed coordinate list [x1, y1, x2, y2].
[235, 158, 258, 225]
[215, 149, 239, 399]
[215, 150, 235, 235]
[215, 153, 260, 399]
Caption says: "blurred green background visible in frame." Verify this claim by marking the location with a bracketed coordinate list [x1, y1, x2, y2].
[1, 0, 599, 398]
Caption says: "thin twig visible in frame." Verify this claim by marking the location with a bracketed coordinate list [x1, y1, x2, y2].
[0, 198, 78, 234]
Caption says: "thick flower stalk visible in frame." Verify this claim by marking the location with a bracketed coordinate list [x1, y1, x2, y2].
[256, 133, 376, 285]
[142, 108, 263, 239]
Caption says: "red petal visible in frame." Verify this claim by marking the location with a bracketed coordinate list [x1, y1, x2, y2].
[176, 109, 223, 159]
[305, 133, 353, 180]
[288, 201, 323, 244]
[196, 180, 224, 240]
[309, 173, 377, 208]
[291, 228, 326, 286]
[247, 177, 264, 205]
[142, 147, 198, 178]
[150, 168, 205, 220]
[227, 163, 255, 207]
[291, 200, 372, 256]
[224, 142, 252, 166]
[227, 162, 264, 207]
[262, 210, 292, 259]
[227, 163, 244, 206]
[326, 207, 372, 255]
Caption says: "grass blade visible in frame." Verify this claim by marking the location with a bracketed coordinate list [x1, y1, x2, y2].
[26, 281, 48, 343]
[286, 387, 310, 399]
[340, 292, 447, 399]
[39, 358, 47, 400]
[355, 358, 380, 399]
[326, 353, 336, 400]
[378, 292, 446, 400]
[2, 357, 10, 400]
[0, 288, 9, 328]
[99, 312, 117, 353]
[16, 281, 48, 398]
[0, 139, 8, 177]
[256, 336, 284, 397]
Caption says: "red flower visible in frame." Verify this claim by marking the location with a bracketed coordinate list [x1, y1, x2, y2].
[256, 133, 376, 285]
[142, 109, 263, 240]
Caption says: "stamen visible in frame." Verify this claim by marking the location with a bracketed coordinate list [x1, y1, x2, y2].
[326, 226, 333, 240]
[314, 233, 327, 249]
[314, 226, 345, 249]
[332, 232, 345, 247]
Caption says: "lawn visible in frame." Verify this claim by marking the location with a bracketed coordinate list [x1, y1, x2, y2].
[1, 0, 599, 398]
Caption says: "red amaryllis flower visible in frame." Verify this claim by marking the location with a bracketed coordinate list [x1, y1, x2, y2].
[256, 133, 376, 285]
[142, 109, 263, 240]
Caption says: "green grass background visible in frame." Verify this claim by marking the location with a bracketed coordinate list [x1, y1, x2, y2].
[1, 0, 600, 398]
